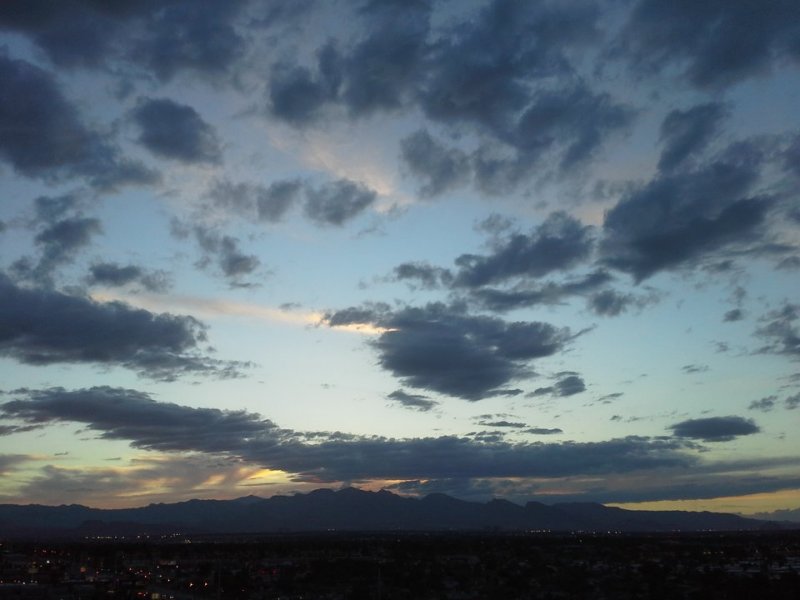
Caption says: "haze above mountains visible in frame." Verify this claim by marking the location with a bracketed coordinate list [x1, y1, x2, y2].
[0, 488, 794, 539]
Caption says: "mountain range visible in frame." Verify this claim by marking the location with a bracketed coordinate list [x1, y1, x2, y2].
[0, 488, 790, 538]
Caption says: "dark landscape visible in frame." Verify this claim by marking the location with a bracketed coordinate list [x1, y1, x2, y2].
[0, 488, 794, 539]
[2, 489, 799, 598]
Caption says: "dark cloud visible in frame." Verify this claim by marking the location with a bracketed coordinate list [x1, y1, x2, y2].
[454, 212, 594, 287]
[33, 217, 102, 282]
[530, 373, 586, 398]
[190, 226, 260, 285]
[268, 43, 342, 126]
[393, 262, 453, 289]
[0, 54, 156, 189]
[87, 262, 170, 293]
[756, 303, 800, 359]
[205, 178, 303, 223]
[658, 102, 727, 171]
[724, 308, 744, 322]
[748, 396, 776, 412]
[418, 0, 598, 134]
[614, 0, 800, 89]
[511, 84, 635, 171]
[132, 97, 222, 164]
[0, 454, 31, 475]
[0, 386, 694, 483]
[257, 180, 303, 222]
[339, 0, 430, 117]
[471, 270, 616, 313]
[586, 289, 635, 317]
[601, 143, 774, 281]
[0, 274, 245, 380]
[325, 302, 574, 400]
[525, 427, 563, 435]
[477, 420, 526, 428]
[304, 179, 377, 226]
[400, 129, 470, 197]
[669, 416, 760, 442]
[682, 364, 709, 374]
[387, 389, 438, 412]
[786, 394, 800, 410]
[0, 1, 248, 79]
[132, 0, 247, 82]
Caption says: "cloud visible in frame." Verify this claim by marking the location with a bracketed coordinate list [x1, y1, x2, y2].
[755, 303, 800, 359]
[131, 1, 248, 82]
[786, 394, 800, 410]
[325, 302, 574, 400]
[530, 373, 586, 398]
[268, 43, 342, 126]
[0, 454, 32, 475]
[132, 97, 222, 164]
[393, 262, 453, 289]
[587, 289, 636, 317]
[173, 223, 260, 286]
[724, 308, 744, 322]
[387, 389, 438, 412]
[477, 420, 526, 428]
[511, 84, 635, 171]
[681, 364, 709, 374]
[614, 0, 800, 89]
[0, 54, 156, 189]
[257, 179, 304, 222]
[304, 178, 377, 226]
[658, 102, 727, 171]
[0, 274, 246, 381]
[748, 396, 776, 412]
[454, 212, 594, 287]
[669, 416, 760, 442]
[87, 263, 170, 293]
[525, 428, 563, 435]
[400, 129, 470, 197]
[0, 386, 695, 483]
[601, 142, 775, 281]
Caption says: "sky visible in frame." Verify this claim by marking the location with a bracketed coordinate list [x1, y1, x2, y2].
[0, 0, 799, 517]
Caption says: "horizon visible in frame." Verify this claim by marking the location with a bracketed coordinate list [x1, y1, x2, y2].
[0, 1, 799, 518]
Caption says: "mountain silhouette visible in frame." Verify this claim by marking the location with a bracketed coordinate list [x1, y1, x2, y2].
[0, 488, 785, 538]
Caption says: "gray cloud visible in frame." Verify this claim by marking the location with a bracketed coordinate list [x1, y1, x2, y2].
[87, 263, 170, 293]
[658, 102, 728, 171]
[748, 396, 776, 412]
[525, 428, 563, 435]
[0, 274, 245, 380]
[0, 1, 248, 79]
[257, 180, 303, 222]
[614, 0, 800, 89]
[454, 212, 594, 287]
[601, 142, 775, 281]
[530, 373, 586, 398]
[786, 394, 800, 410]
[325, 302, 574, 400]
[174, 223, 260, 286]
[400, 129, 470, 197]
[724, 308, 744, 322]
[0, 386, 695, 484]
[0, 54, 156, 189]
[393, 262, 453, 289]
[669, 416, 760, 442]
[304, 179, 377, 226]
[387, 389, 438, 412]
[132, 97, 222, 164]
[756, 303, 800, 359]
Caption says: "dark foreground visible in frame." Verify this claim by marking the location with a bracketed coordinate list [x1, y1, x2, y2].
[1, 531, 799, 599]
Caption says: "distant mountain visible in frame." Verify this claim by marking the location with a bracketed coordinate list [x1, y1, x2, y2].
[0, 488, 789, 538]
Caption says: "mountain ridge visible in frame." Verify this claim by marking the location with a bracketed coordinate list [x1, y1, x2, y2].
[0, 487, 791, 538]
